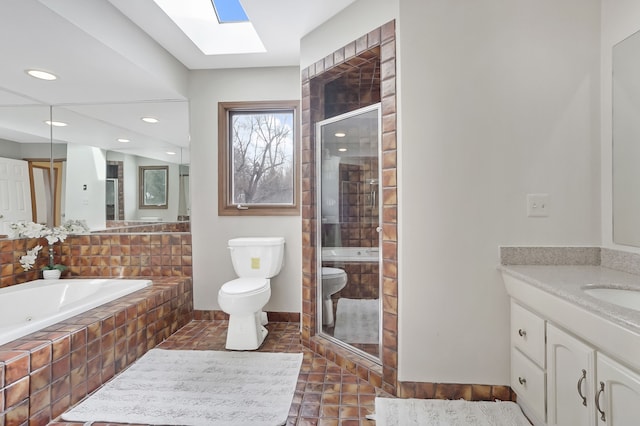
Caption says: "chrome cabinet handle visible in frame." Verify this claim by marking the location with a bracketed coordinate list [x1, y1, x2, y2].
[518, 329, 527, 337]
[595, 381, 606, 421]
[577, 369, 587, 407]
[518, 376, 527, 386]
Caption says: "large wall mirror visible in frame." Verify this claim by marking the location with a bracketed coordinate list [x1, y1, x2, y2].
[0, 101, 190, 237]
[613, 30, 640, 247]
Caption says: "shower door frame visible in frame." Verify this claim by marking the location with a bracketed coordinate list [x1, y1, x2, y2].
[315, 103, 383, 364]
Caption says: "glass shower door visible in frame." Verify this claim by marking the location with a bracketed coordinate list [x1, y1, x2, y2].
[316, 103, 382, 361]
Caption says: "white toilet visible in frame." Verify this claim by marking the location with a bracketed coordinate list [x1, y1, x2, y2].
[218, 237, 285, 350]
[321, 267, 348, 326]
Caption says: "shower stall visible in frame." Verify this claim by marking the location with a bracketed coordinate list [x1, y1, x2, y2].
[315, 103, 382, 361]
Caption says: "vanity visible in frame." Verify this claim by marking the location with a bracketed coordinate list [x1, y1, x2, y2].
[500, 263, 640, 426]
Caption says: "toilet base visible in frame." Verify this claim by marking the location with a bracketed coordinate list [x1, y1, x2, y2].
[225, 311, 269, 350]
[323, 298, 334, 326]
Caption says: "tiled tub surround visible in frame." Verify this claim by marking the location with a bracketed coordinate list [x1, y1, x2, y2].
[0, 233, 192, 288]
[0, 277, 193, 426]
[0, 279, 152, 346]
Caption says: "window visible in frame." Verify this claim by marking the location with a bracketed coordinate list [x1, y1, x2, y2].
[218, 100, 299, 216]
[139, 166, 168, 209]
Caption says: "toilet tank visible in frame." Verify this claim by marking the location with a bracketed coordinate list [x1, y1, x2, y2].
[228, 237, 285, 278]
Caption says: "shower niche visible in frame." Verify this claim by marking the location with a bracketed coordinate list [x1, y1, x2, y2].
[316, 103, 382, 360]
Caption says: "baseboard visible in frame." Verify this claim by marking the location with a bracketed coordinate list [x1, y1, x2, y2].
[193, 310, 300, 322]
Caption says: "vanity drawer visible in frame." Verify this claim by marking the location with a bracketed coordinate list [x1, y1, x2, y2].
[511, 347, 546, 423]
[511, 301, 545, 367]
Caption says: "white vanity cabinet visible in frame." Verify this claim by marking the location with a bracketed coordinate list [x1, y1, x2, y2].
[595, 353, 640, 425]
[546, 324, 595, 426]
[510, 301, 546, 424]
[508, 297, 640, 426]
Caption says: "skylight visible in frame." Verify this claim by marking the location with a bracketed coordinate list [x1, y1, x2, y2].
[153, 0, 265, 55]
[211, 0, 248, 23]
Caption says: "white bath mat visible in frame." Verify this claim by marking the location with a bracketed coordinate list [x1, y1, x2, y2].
[333, 298, 379, 344]
[374, 398, 531, 426]
[62, 349, 303, 426]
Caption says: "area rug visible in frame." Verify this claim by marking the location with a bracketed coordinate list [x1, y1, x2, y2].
[373, 398, 531, 425]
[62, 349, 303, 426]
[333, 298, 379, 344]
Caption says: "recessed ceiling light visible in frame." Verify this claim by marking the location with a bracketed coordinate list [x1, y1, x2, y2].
[338, 148, 347, 152]
[117, 138, 130, 143]
[141, 117, 159, 123]
[26, 69, 57, 81]
[166, 151, 177, 155]
[335, 132, 346, 138]
[44, 120, 67, 127]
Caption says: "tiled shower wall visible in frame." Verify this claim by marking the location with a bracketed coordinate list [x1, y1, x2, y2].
[301, 20, 399, 394]
[302, 21, 516, 401]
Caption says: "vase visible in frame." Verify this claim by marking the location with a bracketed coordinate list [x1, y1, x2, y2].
[43, 269, 62, 280]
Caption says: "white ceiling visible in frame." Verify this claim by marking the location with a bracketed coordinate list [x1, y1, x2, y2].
[0, 0, 355, 163]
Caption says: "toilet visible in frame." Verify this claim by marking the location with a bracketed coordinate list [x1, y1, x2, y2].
[321, 267, 348, 326]
[218, 237, 285, 350]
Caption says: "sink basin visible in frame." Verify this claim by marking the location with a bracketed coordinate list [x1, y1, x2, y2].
[583, 287, 640, 311]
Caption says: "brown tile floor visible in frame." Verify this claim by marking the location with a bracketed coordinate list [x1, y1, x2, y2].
[50, 320, 391, 426]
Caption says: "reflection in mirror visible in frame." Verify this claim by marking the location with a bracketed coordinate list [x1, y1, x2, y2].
[0, 105, 52, 235]
[28, 160, 63, 225]
[316, 103, 381, 362]
[613, 30, 640, 247]
[0, 101, 190, 237]
[139, 165, 168, 209]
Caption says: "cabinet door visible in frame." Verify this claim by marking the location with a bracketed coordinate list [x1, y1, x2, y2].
[546, 324, 596, 426]
[596, 354, 640, 426]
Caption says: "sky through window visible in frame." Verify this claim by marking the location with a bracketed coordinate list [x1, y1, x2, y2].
[211, 0, 249, 23]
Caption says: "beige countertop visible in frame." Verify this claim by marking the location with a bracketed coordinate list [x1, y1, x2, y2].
[499, 264, 640, 335]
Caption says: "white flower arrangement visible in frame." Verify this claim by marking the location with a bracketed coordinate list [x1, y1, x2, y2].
[10, 220, 90, 272]
[19, 245, 43, 271]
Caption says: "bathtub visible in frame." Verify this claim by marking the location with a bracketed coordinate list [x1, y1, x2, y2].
[0, 278, 152, 346]
[322, 247, 380, 262]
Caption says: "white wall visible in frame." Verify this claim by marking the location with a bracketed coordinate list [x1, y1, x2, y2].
[64, 144, 106, 229]
[601, 0, 640, 251]
[397, 0, 601, 384]
[300, 0, 398, 69]
[189, 67, 302, 312]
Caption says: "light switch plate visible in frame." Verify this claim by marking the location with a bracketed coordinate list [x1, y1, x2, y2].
[527, 193, 549, 217]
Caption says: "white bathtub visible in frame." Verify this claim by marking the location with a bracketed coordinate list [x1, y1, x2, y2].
[0, 278, 152, 346]
[322, 247, 380, 262]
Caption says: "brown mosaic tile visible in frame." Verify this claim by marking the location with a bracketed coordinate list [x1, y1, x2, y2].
[0, 278, 192, 425]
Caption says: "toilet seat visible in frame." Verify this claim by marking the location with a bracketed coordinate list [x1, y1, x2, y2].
[220, 278, 269, 296]
[322, 267, 345, 278]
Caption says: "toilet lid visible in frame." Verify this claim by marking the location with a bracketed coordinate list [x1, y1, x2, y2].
[221, 278, 269, 295]
[322, 267, 346, 278]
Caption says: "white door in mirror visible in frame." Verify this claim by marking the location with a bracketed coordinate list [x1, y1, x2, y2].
[0, 157, 33, 234]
